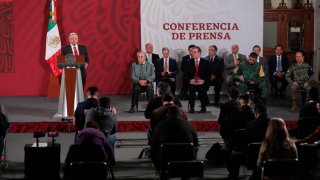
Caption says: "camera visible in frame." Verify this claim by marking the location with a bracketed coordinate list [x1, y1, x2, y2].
[33, 132, 45, 138]
[48, 132, 59, 138]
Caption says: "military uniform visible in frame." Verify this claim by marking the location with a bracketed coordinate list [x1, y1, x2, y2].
[236, 61, 267, 104]
[285, 62, 313, 101]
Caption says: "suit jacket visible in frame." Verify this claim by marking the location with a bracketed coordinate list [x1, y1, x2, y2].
[131, 61, 155, 84]
[181, 54, 192, 73]
[218, 99, 240, 141]
[224, 53, 247, 75]
[205, 55, 224, 81]
[184, 58, 210, 83]
[268, 54, 289, 82]
[61, 44, 89, 78]
[155, 57, 178, 81]
[146, 53, 160, 66]
[245, 114, 270, 143]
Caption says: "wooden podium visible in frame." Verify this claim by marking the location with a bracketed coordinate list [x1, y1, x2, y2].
[54, 55, 85, 118]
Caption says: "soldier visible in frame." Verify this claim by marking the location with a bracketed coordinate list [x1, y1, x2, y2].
[235, 52, 267, 105]
[285, 50, 314, 112]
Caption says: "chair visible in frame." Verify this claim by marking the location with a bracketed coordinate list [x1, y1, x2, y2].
[262, 159, 299, 180]
[65, 144, 114, 180]
[246, 142, 262, 170]
[167, 160, 204, 179]
[297, 117, 319, 139]
[160, 143, 197, 179]
[234, 129, 247, 152]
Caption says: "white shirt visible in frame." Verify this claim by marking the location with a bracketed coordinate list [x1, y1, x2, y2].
[70, 44, 79, 55]
[163, 58, 170, 72]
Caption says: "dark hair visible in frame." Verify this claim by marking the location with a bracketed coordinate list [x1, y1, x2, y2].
[188, 44, 196, 49]
[86, 120, 100, 129]
[167, 105, 179, 119]
[162, 93, 174, 102]
[157, 82, 171, 96]
[87, 86, 99, 96]
[229, 86, 240, 99]
[252, 45, 261, 51]
[249, 52, 258, 59]
[274, 44, 283, 50]
[209, 45, 218, 51]
[308, 87, 319, 101]
[99, 97, 111, 108]
[254, 103, 267, 114]
[193, 46, 201, 53]
[239, 94, 251, 104]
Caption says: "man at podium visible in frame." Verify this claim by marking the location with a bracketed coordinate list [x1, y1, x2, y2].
[61, 32, 89, 87]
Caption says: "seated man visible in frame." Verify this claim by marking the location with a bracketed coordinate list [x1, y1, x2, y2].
[185, 46, 210, 113]
[285, 50, 314, 112]
[268, 44, 289, 98]
[205, 45, 224, 105]
[85, 97, 117, 146]
[235, 52, 267, 105]
[129, 51, 155, 113]
[155, 47, 178, 95]
[0, 105, 9, 155]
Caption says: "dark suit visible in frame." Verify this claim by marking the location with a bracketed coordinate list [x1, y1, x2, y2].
[61, 44, 89, 87]
[146, 53, 160, 67]
[179, 55, 192, 99]
[205, 56, 224, 103]
[155, 57, 178, 95]
[268, 55, 289, 95]
[185, 58, 210, 109]
[245, 114, 270, 143]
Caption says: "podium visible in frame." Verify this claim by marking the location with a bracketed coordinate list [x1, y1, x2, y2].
[55, 55, 85, 118]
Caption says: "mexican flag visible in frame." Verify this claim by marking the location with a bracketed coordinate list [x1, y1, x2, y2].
[45, 0, 62, 77]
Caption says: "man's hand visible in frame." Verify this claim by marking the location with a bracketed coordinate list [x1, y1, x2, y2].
[161, 72, 166, 76]
[111, 107, 117, 115]
[293, 81, 299, 87]
[85, 63, 88, 69]
[304, 82, 310, 89]
[248, 80, 255, 85]
[239, 75, 244, 81]
[138, 80, 147, 86]
[235, 59, 241, 65]
[276, 72, 283, 77]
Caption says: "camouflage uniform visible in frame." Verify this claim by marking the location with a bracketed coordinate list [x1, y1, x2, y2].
[235, 61, 267, 103]
[285, 62, 313, 101]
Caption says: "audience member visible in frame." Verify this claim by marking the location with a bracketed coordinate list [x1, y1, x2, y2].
[85, 97, 117, 145]
[151, 105, 198, 170]
[285, 50, 314, 112]
[179, 44, 196, 100]
[73, 86, 99, 135]
[236, 94, 255, 130]
[268, 44, 289, 99]
[0, 104, 9, 154]
[155, 47, 178, 95]
[185, 46, 210, 113]
[252, 45, 267, 75]
[145, 43, 160, 66]
[205, 45, 224, 106]
[299, 101, 320, 144]
[235, 52, 267, 105]
[224, 44, 247, 88]
[245, 104, 270, 143]
[129, 51, 155, 113]
[218, 86, 240, 143]
[257, 118, 298, 167]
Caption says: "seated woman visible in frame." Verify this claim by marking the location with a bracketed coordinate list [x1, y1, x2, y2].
[255, 118, 298, 179]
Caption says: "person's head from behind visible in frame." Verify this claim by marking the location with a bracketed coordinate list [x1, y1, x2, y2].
[99, 97, 111, 109]
[68, 32, 79, 46]
[248, 52, 257, 65]
[137, 51, 146, 64]
[239, 94, 251, 106]
[87, 86, 99, 98]
[228, 86, 240, 100]
[307, 87, 318, 101]
[157, 82, 171, 97]
[162, 93, 174, 106]
[254, 103, 267, 118]
[265, 118, 289, 143]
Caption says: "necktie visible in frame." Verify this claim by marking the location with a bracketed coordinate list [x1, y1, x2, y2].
[148, 54, 151, 62]
[73, 46, 79, 56]
[276, 56, 282, 72]
[164, 58, 168, 72]
[195, 60, 199, 80]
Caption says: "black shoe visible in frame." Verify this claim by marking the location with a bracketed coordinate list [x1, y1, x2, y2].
[199, 107, 206, 113]
[189, 108, 195, 113]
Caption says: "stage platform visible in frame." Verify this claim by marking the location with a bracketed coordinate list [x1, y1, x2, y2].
[0, 94, 299, 133]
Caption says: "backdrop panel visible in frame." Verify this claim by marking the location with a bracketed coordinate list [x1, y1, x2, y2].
[141, 0, 263, 60]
